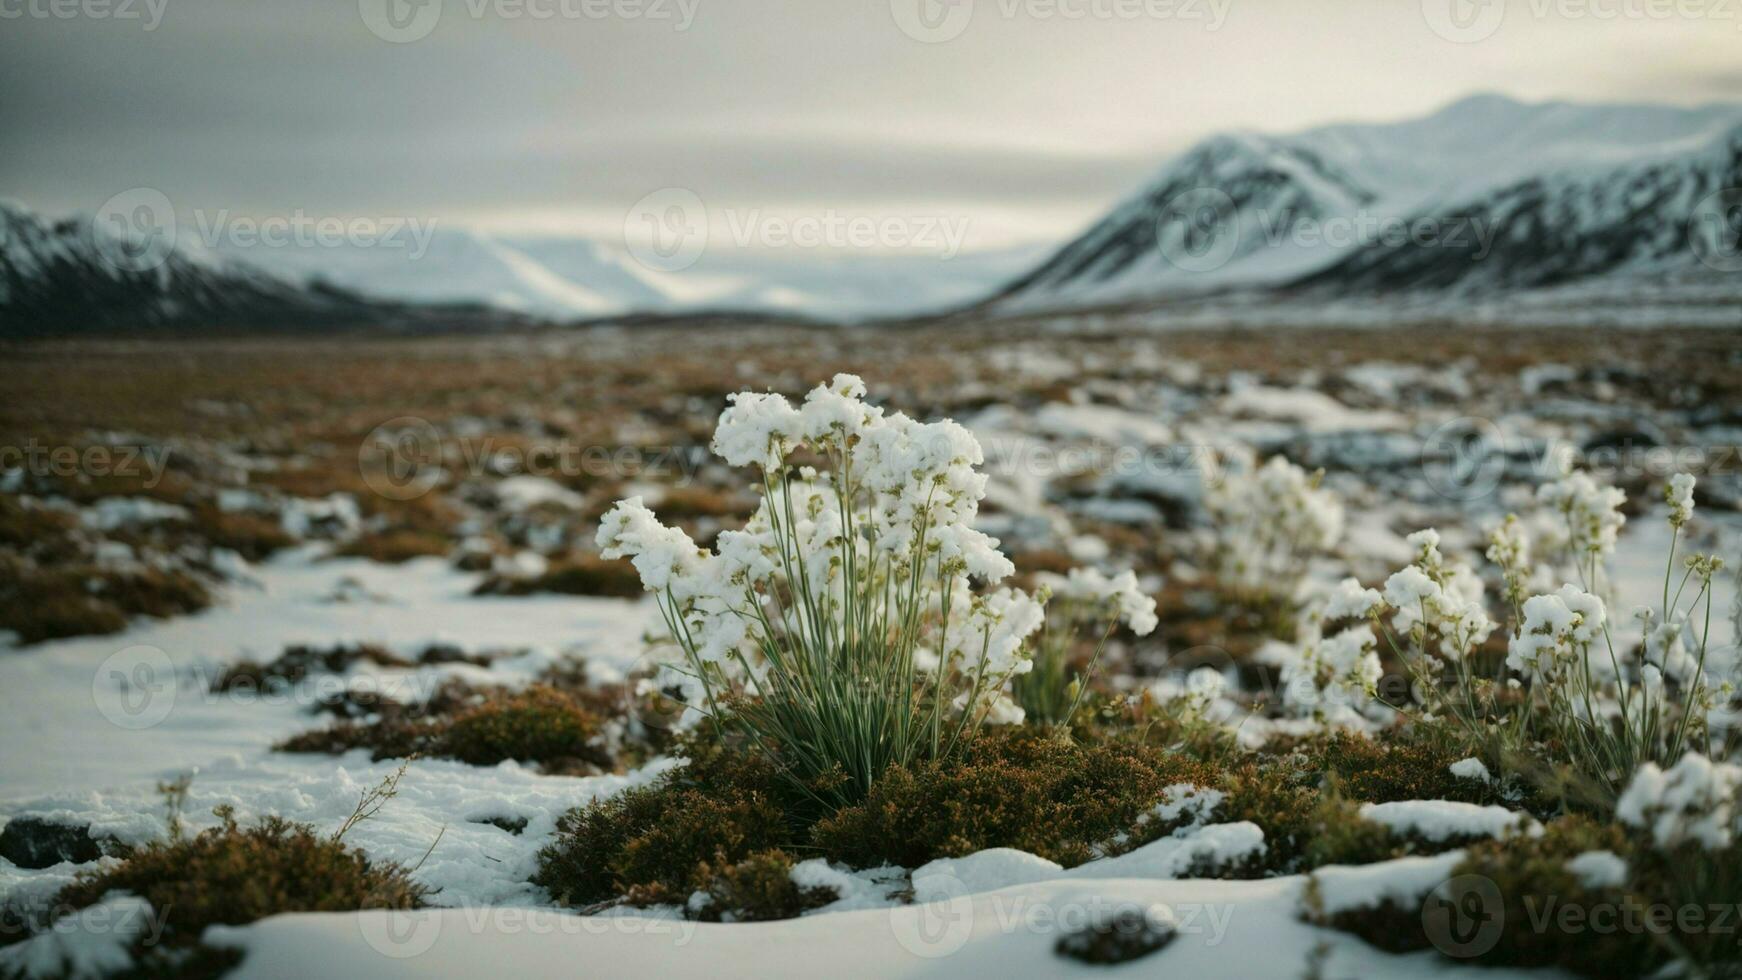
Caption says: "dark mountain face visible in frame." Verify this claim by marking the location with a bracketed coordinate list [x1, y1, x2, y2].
[1289, 130, 1742, 297]
[987, 98, 1742, 317]
[0, 205, 528, 337]
[994, 135, 1375, 302]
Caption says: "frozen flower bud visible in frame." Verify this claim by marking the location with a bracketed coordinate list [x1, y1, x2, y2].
[1685, 553, 1725, 582]
[1666, 473, 1696, 528]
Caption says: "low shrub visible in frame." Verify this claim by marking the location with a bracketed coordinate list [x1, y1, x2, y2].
[812, 730, 1217, 869]
[9, 811, 425, 976]
[694, 849, 837, 922]
[0, 564, 208, 645]
[333, 528, 450, 564]
[533, 745, 800, 907]
[186, 506, 295, 562]
[472, 555, 643, 598]
[279, 681, 616, 775]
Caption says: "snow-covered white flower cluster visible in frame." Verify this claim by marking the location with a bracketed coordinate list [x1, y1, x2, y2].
[1202, 453, 1343, 610]
[1538, 469, 1626, 571]
[598, 375, 1142, 796]
[1276, 609, 1382, 724]
[1506, 583, 1607, 680]
[1445, 472, 1732, 798]
[1381, 529, 1496, 662]
[1617, 752, 1741, 851]
[1015, 566, 1159, 725]
[1036, 567, 1160, 637]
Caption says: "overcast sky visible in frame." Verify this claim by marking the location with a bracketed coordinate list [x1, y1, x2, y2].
[4, 0, 1739, 253]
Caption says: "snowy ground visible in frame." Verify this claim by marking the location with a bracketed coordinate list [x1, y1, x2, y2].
[0, 547, 1573, 979]
[2, 325, 1738, 977]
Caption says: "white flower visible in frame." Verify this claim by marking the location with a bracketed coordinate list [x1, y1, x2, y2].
[1045, 567, 1159, 636]
[1203, 454, 1343, 601]
[1666, 473, 1696, 528]
[596, 496, 705, 593]
[1323, 577, 1383, 621]
[1507, 584, 1606, 677]
[799, 373, 881, 448]
[1383, 565, 1440, 608]
[711, 391, 802, 469]
[1538, 471, 1627, 558]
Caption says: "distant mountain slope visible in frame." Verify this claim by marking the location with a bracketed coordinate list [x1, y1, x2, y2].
[988, 95, 1742, 315]
[0, 203, 525, 336]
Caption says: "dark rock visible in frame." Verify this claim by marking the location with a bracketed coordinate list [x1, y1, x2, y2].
[0, 817, 122, 869]
[473, 815, 528, 836]
[1055, 908, 1176, 965]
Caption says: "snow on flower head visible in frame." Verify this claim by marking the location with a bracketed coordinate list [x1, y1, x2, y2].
[711, 390, 802, 469]
[1538, 470, 1627, 558]
[1383, 565, 1440, 608]
[799, 373, 881, 448]
[1507, 584, 1606, 677]
[1616, 753, 1741, 851]
[1381, 531, 1495, 659]
[1043, 566, 1159, 636]
[1666, 473, 1696, 529]
[1203, 454, 1343, 603]
[1323, 577, 1383, 622]
[596, 496, 705, 593]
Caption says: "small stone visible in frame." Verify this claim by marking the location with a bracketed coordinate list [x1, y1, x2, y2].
[0, 817, 121, 869]
[1054, 908, 1176, 965]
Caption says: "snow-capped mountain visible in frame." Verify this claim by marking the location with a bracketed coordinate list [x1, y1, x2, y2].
[228, 228, 1041, 323]
[218, 228, 670, 321]
[988, 95, 1742, 316]
[0, 202, 436, 335]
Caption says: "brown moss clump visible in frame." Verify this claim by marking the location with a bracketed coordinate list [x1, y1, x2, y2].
[1307, 816, 1675, 978]
[277, 676, 624, 776]
[694, 849, 838, 922]
[812, 730, 1220, 869]
[533, 745, 799, 908]
[334, 528, 451, 563]
[211, 643, 406, 693]
[0, 562, 209, 645]
[186, 506, 295, 562]
[472, 555, 644, 599]
[17, 812, 425, 974]
[1298, 732, 1499, 806]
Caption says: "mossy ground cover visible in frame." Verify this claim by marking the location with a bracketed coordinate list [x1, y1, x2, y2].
[3, 811, 424, 979]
